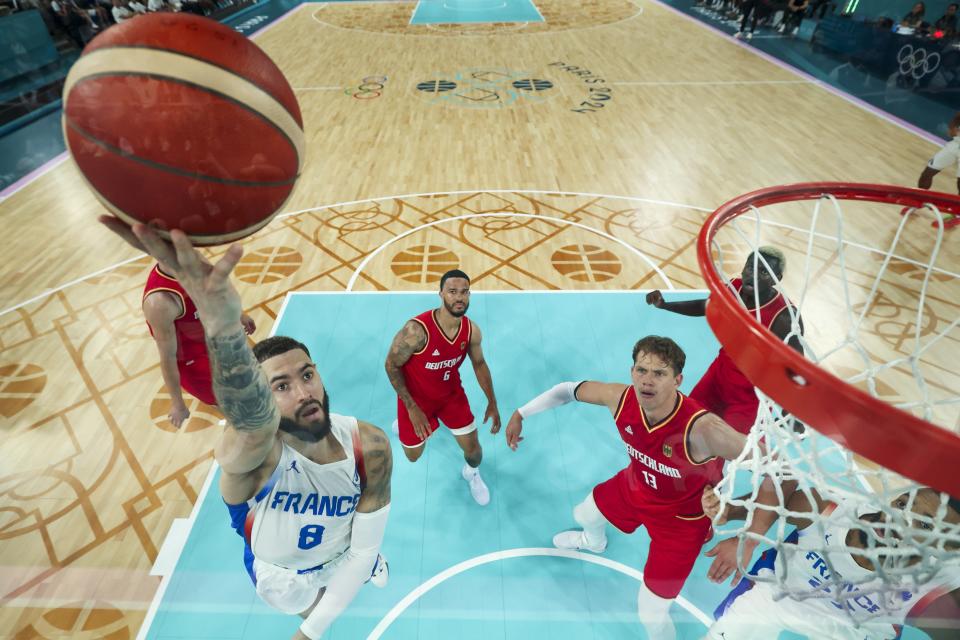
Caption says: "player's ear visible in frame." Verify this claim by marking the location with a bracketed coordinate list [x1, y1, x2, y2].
[676, 372, 683, 386]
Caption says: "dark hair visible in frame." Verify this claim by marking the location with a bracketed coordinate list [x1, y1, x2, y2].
[631, 335, 686, 375]
[252, 335, 311, 363]
[950, 3, 958, 8]
[439, 269, 470, 291]
[951, 111, 960, 130]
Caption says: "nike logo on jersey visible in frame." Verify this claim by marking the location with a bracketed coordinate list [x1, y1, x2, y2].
[432, 349, 440, 356]
[625, 425, 634, 435]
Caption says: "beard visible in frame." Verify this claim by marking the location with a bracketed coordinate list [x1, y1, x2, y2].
[444, 298, 469, 318]
[278, 391, 332, 443]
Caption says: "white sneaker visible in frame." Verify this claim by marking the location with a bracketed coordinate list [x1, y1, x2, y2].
[369, 554, 388, 588]
[462, 464, 490, 506]
[746, 31, 753, 40]
[734, 30, 744, 38]
[553, 529, 608, 553]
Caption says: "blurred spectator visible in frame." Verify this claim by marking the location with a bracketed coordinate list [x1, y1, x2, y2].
[934, 3, 958, 36]
[900, 2, 926, 29]
[50, 0, 92, 46]
[110, 0, 132, 21]
[808, 0, 832, 20]
[778, 0, 809, 35]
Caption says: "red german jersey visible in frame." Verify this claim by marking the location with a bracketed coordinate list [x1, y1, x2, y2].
[143, 265, 208, 366]
[715, 276, 792, 388]
[613, 389, 723, 516]
[401, 310, 471, 402]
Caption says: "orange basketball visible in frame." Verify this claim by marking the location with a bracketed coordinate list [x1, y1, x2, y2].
[62, 13, 304, 246]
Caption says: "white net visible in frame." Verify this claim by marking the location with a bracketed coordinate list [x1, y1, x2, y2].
[706, 190, 960, 632]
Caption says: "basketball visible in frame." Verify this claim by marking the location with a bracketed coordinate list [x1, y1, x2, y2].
[62, 13, 304, 246]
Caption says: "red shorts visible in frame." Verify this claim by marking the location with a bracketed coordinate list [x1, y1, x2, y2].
[593, 469, 713, 599]
[397, 387, 474, 448]
[178, 357, 216, 406]
[690, 356, 758, 434]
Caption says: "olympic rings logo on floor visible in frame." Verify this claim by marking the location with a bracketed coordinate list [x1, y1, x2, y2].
[346, 76, 388, 100]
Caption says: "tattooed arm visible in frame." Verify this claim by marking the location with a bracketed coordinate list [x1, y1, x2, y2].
[95, 219, 281, 504]
[356, 421, 392, 512]
[384, 320, 431, 439]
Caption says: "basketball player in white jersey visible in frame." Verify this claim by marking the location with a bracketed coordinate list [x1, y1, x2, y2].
[99, 218, 392, 640]
[701, 480, 960, 639]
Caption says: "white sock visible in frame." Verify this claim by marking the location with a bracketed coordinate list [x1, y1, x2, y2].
[573, 492, 607, 545]
[463, 463, 479, 478]
[636, 582, 677, 640]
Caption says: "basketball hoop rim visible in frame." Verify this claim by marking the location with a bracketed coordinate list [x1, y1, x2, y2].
[697, 182, 960, 497]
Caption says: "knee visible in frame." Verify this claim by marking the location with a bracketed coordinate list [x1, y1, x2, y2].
[403, 445, 425, 463]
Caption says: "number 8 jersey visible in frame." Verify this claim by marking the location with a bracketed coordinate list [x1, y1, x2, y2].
[227, 413, 365, 571]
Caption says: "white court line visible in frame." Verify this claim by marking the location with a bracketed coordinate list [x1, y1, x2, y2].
[5, 187, 958, 317]
[282, 289, 710, 295]
[612, 79, 808, 86]
[343, 211, 674, 292]
[135, 280, 293, 640]
[366, 547, 712, 639]
[293, 86, 344, 91]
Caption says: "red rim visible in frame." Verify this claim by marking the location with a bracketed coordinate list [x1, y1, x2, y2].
[697, 182, 960, 497]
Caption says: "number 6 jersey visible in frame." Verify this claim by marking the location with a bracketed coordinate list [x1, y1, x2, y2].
[227, 413, 365, 571]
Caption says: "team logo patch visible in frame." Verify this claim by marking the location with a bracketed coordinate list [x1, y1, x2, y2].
[624, 425, 633, 435]
[662, 444, 673, 457]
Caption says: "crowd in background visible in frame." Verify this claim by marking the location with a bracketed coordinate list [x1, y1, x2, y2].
[0, 0, 223, 48]
[694, 0, 958, 40]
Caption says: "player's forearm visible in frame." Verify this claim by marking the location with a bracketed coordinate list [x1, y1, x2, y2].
[384, 361, 417, 409]
[745, 476, 798, 539]
[299, 505, 390, 639]
[658, 298, 707, 317]
[206, 327, 278, 432]
[518, 381, 580, 418]
[157, 352, 186, 406]
[474, 362, 497, 406]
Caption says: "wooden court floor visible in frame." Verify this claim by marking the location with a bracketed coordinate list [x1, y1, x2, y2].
[1, 1, 958, 637]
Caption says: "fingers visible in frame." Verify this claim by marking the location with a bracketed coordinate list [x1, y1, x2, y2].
[99, 215, 147, 252]
[132, 223, 181, 270]
[210, 242, 244, 284]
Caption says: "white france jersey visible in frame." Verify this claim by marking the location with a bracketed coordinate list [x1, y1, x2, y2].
[238, 414, 364, 570]
[773, 502, 960, 632]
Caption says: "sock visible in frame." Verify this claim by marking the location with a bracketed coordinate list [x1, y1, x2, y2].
[573, 492, 607, 545]
[636, 582, 677, 640]
[462, 462, 479, 478]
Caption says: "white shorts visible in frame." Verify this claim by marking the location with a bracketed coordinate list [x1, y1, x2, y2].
[252, 553, 349, 615]
[708, 575, 900, 640]
[928, 138, 960, 177]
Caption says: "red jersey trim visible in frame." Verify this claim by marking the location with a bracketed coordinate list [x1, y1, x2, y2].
[682, 411, 714, 465]
[675, 512, 708, 521]
[430, 310, 467, 346]
[411, 318, 429, 356]
[613, 387, 631, 422]
[766, 305, 792, 330]
[734, 280, 785, 313]
[143, 287, 187, 321]
[640, 392, 684, 434]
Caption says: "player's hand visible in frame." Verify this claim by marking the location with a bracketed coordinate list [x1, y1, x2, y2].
[241, 314, 256, 336]
[702, 485, 729, 525]
[704, 537, 756, 585]
[169, 402, 190, 428]
[505, 411, 524, 451]
[485, 402, 502, 434]
[99, 217, 244, 338]
[407, 403, 432, 441]
[645, 290, 664, 307]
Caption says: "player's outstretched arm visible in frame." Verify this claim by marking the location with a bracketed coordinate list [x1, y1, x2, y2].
[918, 166, 939, 190]
[645, 290, 707, 316]
[466, 321, 501, 434]
[384, 320, 431, 440]
[297, 421, 392, 640]
[504, 381, 626, 450]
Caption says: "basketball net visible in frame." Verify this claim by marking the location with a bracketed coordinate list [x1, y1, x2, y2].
[700, 184, 960, 626]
